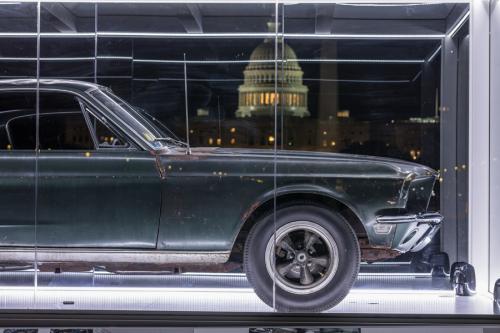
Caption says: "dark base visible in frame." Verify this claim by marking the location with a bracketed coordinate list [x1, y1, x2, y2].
[430, 252, 450, 277]
[494, 278, 500, 315]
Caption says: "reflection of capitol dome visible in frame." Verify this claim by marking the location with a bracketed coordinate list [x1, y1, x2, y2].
[235, 23, 310, 118]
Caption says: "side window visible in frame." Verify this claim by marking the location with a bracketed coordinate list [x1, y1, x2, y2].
[0, 91, 36, 150]
[85, 108, 128, 148]
[39, 92, 94, 150]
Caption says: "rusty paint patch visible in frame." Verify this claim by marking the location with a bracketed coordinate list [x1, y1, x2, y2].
[359, 238, 400, 262]
[242, 200, 262, 222]
[154, 154, 166, 179]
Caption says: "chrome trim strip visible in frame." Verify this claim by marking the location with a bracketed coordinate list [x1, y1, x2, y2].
[376, 212, 443, 225]
[398, 172, 416, 206]
[410, 225, 441, 252]
[0, 248, 230, 264]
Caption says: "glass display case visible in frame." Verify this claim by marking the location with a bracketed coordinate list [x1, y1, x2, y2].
[0, 0, 497, 320]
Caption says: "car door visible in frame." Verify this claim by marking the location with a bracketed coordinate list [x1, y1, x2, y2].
[0, 90, 36, 247]
[36, 90, 161, 249]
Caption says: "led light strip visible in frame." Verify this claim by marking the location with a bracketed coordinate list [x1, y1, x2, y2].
[98, 32, 276, 38]
[0, 57, 423, 64]
[0, 32, 446, 40]
[426, 45, 442, 63]
[40, 57, 95, 61]
[447, 10, 470, 38]
[0, 57, 36, 61]
[0, 0, 469, 3]
[298, 58, 425, 64]
[132, 58, 275, 64]
[0, 286, 454, 296]
[285, 33, 445, 40]
[304, 78, 411, 83]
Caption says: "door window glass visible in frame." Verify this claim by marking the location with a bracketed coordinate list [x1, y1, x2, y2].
[0, 91, 36, 150]
[86, 109, 128, 148]
[39, 92, 94, 150]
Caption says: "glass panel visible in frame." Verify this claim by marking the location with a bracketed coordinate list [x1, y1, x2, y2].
[38, 91, 94, 150]
[30, 1, 278, 313]
[273, 2, 468, 313]
[35, 2, 98, 294]
[40, 3, 96, 80]
[97, 3, 276, 34]
[40, 2, 95, 33]
[0, 0, 485, 316]
[0, 1, 37, 300]
[490, 0, 500, 296]
[0, 2, 37, 33]
[0, 2, 37, 79]
[86, 110, 128, 148]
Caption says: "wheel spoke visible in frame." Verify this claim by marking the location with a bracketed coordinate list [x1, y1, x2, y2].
[300, 265, 314, 285]
[304, 231, 319, 251]
[276, 261, 296, 277]
[309, 255, 329, 268]
[278, 235, 296, 255]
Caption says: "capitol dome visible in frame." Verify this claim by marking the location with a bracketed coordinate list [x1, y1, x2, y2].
[235, 23, 310, 118]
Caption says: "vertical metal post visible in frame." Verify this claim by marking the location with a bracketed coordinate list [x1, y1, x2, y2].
[34, 0, 41, 300]
[456, 34, 470, 263]
[489, 0, 500, 293]
[469, 0, 491, 294]
[272, 0, 279, 312]
[183, 53, 191, 154]
[440, 35, 459, 263]
[94, 2, 98, 84]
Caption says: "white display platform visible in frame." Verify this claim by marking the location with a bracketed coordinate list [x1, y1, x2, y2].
[0, 272, 494, 315]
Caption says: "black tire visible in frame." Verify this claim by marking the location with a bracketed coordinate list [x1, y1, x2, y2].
[244, 203, 360, 312]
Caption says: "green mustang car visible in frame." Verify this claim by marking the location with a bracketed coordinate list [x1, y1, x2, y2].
[0, 79, 442, 311]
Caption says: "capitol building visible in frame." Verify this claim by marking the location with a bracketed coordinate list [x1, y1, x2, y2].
[235, 23, 310, 118]
[187, 23, 438, 168]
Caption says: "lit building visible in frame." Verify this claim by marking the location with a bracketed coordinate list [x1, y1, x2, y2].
[235, 23, 310, 118]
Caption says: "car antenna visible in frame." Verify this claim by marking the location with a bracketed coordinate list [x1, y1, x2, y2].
[183, 53, 192, 155]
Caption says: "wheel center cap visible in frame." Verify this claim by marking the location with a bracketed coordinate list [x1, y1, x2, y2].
[296, 252, 308, 263]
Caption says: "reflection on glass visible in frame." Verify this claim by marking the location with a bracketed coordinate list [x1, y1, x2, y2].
[0, 2, 37, 291]
[0, 91, 37, 250]
[0, 0, 478, 315]
[236, 23, 309, 119]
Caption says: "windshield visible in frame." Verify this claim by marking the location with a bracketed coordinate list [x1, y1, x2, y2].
[88, 88, 182, 149]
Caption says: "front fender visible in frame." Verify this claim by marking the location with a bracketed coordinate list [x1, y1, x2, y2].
[235, 179, 404, 250]
[233, 184, 367, 244]
[243, 183, 365, 222]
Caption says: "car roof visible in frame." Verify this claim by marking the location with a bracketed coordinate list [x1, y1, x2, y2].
[0, 79, 102, 92]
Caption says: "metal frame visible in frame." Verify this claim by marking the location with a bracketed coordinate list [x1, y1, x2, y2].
[469, 0, 491, 295]
[0, 0, 472, 3]
[489, 0, 500, 293]
[440, 29, 460, 264]
[439, 4, 470, 265]
[0, 311, 497, 327]
[0, 0, 498, 324]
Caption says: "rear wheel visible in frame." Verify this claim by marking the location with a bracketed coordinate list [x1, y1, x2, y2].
[244, 204, 360, 312]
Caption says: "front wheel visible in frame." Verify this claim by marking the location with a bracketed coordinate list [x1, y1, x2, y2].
[244, 204, 360, 312]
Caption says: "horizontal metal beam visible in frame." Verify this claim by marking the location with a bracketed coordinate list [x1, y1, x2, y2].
[2, 0, 470, 4]
[0, 311, 496, 327]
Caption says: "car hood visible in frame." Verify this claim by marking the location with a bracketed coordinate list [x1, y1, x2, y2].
[163, 147, 437, 178]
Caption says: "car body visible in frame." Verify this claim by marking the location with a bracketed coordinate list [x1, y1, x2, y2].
[0, 79, 443, 310]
